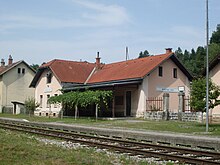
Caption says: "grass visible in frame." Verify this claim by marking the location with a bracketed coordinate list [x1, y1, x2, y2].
[0, 129, 153, 165]
[1, 113, 220, 136]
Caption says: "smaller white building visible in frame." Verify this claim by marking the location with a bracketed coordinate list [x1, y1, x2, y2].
[0, 55, 36, 114]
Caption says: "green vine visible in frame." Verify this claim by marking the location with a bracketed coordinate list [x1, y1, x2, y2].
[48, 90, 113, 119]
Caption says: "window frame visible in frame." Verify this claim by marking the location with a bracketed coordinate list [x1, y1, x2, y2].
[18, 68, 21, 74]
[46, 94, 50, 108]
[22, 68, 25, 74]
[158, 66, 163, 77]
[173, 68, 177, 78]
[39, 95, 43, 108]
[46, 72, 52, 84]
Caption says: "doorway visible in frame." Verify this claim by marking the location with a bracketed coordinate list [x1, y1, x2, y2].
[126, 91, 131, 116]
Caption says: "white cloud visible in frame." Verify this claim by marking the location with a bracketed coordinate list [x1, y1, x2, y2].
[0, 1, 130, 32]
[71, 0, 130, 26]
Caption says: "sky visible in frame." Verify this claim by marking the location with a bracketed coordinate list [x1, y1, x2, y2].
[0, 0, 220, 65]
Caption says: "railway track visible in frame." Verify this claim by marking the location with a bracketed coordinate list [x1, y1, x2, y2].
[0, 120, 220, 164]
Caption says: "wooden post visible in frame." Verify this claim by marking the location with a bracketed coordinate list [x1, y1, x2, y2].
[95, 104, 98, 121]
[112, 96, 115, 118]
[75, 105, 78, 120]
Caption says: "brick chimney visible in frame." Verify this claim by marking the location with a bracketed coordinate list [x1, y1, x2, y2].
[8, 55, 13, 65]
[1, 59, 5, 67]
[165, 48, 172, 54]
[96, 52, 101, 69]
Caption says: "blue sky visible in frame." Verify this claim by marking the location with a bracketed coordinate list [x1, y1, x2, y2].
[0, 0, 220, 65]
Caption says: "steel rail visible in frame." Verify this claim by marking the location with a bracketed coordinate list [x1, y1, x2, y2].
[0, 121, 220, 164]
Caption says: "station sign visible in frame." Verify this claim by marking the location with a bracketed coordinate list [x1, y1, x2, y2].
[156, 86, 185, 93]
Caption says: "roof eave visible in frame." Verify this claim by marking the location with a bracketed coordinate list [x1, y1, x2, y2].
[63, 78, 143, 91]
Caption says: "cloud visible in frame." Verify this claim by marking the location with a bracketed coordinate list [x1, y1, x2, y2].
[0, 1, 130, 32]
[72, 0, 130, 26]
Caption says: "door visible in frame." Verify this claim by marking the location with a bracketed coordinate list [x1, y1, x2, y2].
[126, 91, 131, 116]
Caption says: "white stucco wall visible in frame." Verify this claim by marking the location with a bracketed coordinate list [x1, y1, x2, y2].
[210, 62, 220, 115]
[0, 62, 35, 113]
[136, 58, 191, 116]
[135, 78, 148, 117]
[34, 69, 62, 117]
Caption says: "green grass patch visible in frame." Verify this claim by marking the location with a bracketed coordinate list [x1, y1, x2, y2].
[0, 128, 154, 165]
[1, 113, 220, 136]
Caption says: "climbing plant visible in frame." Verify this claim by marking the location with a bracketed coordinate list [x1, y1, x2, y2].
[49, 90, 113, 120]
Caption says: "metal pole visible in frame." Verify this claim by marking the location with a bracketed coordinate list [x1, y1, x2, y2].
[206, 0, 209, 132]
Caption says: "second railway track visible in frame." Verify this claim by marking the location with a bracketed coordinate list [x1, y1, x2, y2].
[0, 120, 220, 165]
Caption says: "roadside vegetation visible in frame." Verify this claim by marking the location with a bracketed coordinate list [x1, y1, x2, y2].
[0, 128, 152, 165]
[1, 113, 220, 136]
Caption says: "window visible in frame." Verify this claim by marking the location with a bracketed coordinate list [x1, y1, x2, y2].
[22, 68, 25, 74]
[46, 72, 52, 84]
[173, 68, 177, 78]
[46, 95, 50, 108]
[54, 94, 58, 108]
[18, 68, 21, 74]
[158, 66, 163, 77]
[39, 95, 43, 108]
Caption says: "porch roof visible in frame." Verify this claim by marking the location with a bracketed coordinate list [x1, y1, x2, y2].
[63, 78, 142, 91]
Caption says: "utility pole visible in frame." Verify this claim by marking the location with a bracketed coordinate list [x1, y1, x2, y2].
[206, 0, 209, 132]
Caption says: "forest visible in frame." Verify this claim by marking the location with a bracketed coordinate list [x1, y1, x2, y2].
[139, 24, 220, 78]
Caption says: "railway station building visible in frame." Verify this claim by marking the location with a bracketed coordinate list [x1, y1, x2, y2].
[30, 48, 193, 118]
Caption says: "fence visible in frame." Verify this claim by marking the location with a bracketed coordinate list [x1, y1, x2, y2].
[146, 97, 163, 111]
[184, 96, 191, 112]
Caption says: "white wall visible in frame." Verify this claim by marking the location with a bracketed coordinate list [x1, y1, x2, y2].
[0, 62, 35, 112]
[34, 69, 62, 117]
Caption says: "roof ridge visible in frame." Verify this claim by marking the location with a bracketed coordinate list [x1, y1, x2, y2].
[104, 53, 171, 66]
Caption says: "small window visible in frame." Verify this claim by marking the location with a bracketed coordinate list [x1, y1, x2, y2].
[18, 68, 21, 74]
[46, 113, 48, 116]
[47, 72, 52, 84]
[46, 95, 50, 108]
[53, 113, 56, 117]
[22, 68, 25, 74]
[158, 66, 163, 77]
[39, 112, 41, 116]
[173, 68, 177, 78]
[39, 95, 43, 108]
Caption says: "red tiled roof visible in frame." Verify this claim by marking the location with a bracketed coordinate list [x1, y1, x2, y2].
[41, 59, 96, 83]
[87, 53, 172, 83]
[0, 61, 21, 75]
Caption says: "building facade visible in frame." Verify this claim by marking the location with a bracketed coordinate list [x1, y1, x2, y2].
[209, 54, 220, 115]
[31, 49, 193, 117]
[0, 56, 36, 114]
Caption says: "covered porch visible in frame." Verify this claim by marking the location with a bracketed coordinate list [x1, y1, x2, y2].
[62, 79, 142, 118]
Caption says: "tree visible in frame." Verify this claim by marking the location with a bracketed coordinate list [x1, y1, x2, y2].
[30, 64, 39, 71]
[190, 78, 220, 113]
[49, 90, 113, 120]
[210, 24, 220, 44]
[175, 47, 183, 61]
[138, 50, 150, 58]
[24, 97, 39, 116]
